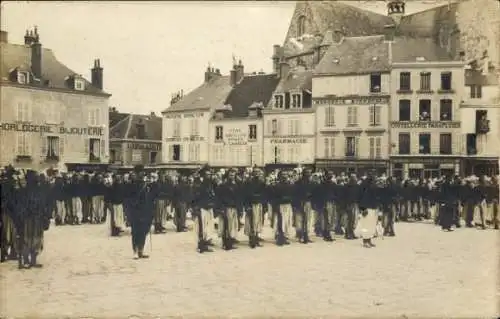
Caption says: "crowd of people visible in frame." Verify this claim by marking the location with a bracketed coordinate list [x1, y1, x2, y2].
[1, 164, 499, 267]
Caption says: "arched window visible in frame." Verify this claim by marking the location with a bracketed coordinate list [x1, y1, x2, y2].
[297, 15, 306, 36]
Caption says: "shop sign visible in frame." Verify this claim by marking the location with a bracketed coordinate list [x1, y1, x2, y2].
[164, 112, 204, 119]
[127, 143, 161, 151]
[0, 123, 104, 136]
[314, 96, 389, 105]
[165, 136, 205, 142]
[224, 128, 247, 145]
[270, 138, 308, 144]
[391, 121, 460, 129]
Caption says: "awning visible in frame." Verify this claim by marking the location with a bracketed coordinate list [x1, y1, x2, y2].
[65, 163, 110, 172]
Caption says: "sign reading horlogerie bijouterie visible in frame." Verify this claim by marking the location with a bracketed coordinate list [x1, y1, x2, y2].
[0, 123, 105, 136]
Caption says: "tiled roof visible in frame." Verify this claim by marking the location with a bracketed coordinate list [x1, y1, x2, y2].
[313, 35, 390, 76]
[110, 113, 162, 141]
[0, 42, 107, 95]
[163, 75, 232, 112]
[222, 74, 280, 118]
[283, 2, 393, 57]
[398, 2, 458, 38]
[275, 70, 312, 93]
[465, 69, 499, 86]
[391, 37, 454, 63]
[109, 111, 129, 127]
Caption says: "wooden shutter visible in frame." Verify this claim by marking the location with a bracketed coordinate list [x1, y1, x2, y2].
[324, 137, 329, 158]
[355, 137, 359, 157]
[100, 139, 105, 159]
[375, 106, 382, 125]
[330, 137, 335, 158]
[369, 137, 374, 158]
[376, 137, 382, 158]
[59, 136, 65, 157]
[84, 138, 89, 155]
[41, 136, 48, 158]
[353, 107, 358, 125]
[369, 106, 374, 125]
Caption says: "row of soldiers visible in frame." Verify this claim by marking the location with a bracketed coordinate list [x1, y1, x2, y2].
[2, 165, 499, 259]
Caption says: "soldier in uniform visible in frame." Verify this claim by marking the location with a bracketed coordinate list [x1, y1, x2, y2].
[1, 166, 20, 262]
[273, 170, 294, 246]
[53, 174, 66, 225]
[80, 172, 93, 223]
[172, 174, 191, 233]
[109, 174, 126, 236]
[344, 174, 359, 240]
[294, 168, 315, 244]
[439, 175, 455, 231]
[488, 176, 499, 229]
[192, 168, 217, 253]
[151, 173, 167, 234]
[357, 174, 379, 248]
[318, 170, 335, 241]
[69, 174, 82, 225]
[128, 172, 155, 259]
[381, 176, 396, 237]
[216, 168, 241, 250]
[243, 168, 266, 248]
[91, 173, 106, 224]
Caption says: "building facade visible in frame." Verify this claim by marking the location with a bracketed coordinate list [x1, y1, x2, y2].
[109, 111, 162, 169]
[461, 65, 500, 175]
[0, 28, 110, 172]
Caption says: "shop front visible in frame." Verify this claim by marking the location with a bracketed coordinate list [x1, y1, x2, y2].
[315, 159, 389, 176]
[462, 157, 499, 176]
[390, 156, 461, 179]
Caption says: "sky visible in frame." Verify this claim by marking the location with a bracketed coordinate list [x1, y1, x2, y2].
[1, 1, 445, 115]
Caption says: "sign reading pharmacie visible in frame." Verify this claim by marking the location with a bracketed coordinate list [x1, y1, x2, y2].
[270, 137, 308, 144]
[391, 121, 461, 129]
[0, 123, 104, 136]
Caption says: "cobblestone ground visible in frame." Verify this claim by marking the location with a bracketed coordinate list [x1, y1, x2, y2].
[1, 219, 499, 318]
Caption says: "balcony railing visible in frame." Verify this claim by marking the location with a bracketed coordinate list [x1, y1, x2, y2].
[476, 119, 490, 134]
[15, 155, 32, 163]
[45, 155, 60, 163]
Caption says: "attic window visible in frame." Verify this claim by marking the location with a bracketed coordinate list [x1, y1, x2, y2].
[416, 57, 426, 62]
[17, 71, 28, 84]
[74, 79, 85, 91]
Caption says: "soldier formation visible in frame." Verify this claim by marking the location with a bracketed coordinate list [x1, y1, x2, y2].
[1, 164, 499, 264]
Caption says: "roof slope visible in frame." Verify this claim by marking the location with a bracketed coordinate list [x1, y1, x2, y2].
[392, 37, 455, 63]
[398, 2, 458, 38]
[223, 74, 280, 118]
[0, 42, 107, 95]
[314, 35, 390, 76]
[109, 111, 129, 127]
[110, 113, 162, 141]
[275, 70, 312, 93]
[164, 75, 232, 112]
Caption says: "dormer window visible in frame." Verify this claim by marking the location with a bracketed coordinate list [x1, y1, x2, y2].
[370, 73, 381, 93]
[274, 95, 284, 109]
[74, 79, 85, 91]
[17, 71, 29, 84]
[291, 93, 302, 108]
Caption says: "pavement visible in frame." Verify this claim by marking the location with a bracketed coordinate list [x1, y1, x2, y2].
[1, 219, 499, 318]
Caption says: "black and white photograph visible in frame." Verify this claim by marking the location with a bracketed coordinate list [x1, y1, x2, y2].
[1, 0, 499, 318]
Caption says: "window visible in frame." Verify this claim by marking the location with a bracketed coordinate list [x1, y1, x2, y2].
[74, 79, 85, 91]
[150, 151, 157, 164]
[194, 144, 200, 161]
[399, 72, 411, 91]
[273, 146, 282, 164]
[418, 133, 431, 154]
[17, 72, 28, 84]
[271, 119, 278, 135]
[369, 105, 382, 126]
[88, 109, 101, 126]
[248, 145, 257, 166]
[274, 95, 284, 108]
[370, 73, 381, 93]
[398, 133, 410, 154]
[440, 72, 452, 90]
[347, 106, 358, 126]
[439, 133, 452, 155]
[88, 138, 101, 161]
[297, 15, 306, 36]
[392, 163, 404, 179]
[369, 136, 382, 159]
[470, 85, 482, 98]
[345, 136, 358, 157]
[46, 103, 61, 124]
[190, 118, 199, 136]
[16, 133, 31, 155]
[291, 94, 302, 108]
[46, 136, 60, 159]
[289, 119, 300, 135]
[420, 72, 431, 91]
[16, 101, 31, 122]
[172, 144, 181, 161]
[439, 99, 452, 121]
[324, 137, 335, 158]
[137, 124, 146, 139]
[325, 106, 335, 127]
[110, 149, 116, 163]
[466, 133, 477, 155]
[173, 120, 181, 137]
[399, 100, 411, 121]
[419, 99, 431, 121]
[215, 125, 223, 141]
[249, 124, 257, 140]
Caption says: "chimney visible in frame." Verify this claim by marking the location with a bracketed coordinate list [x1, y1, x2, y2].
[333, 29, 345, 44]
[279, 60, 290, 79]
[0, 30, 7, 43]
[230, 59, 244, 86]
[204, 64, 221, 82]
[384, 24, 396, 42]
[91, 59, 104, 90]
[272, 44, 283, 74]
[30, 27, 42, 79]
[150, 111, 156, 117]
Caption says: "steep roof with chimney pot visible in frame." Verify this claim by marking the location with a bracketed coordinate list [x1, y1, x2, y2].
[274, 70, 313, 94]
[313, 35, 390, 76]
[0, 41, 109, 96]
[391, 36, 456, 63]
[221, 73, 280, 118]
[110, 113, 162, 140]
[163, 75, 232, 113]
